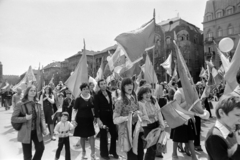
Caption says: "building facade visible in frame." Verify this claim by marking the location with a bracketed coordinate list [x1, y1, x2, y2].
[156, 17, 204, 82]
[203, 0, 240, 68]
[0, 62, 2, 83]
[63, 45, 117, 78]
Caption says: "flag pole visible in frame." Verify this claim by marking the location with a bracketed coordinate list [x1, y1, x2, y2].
[153, 9, 156, 88]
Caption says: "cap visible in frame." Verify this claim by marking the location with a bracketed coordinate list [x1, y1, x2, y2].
[62, 112, 69, 117]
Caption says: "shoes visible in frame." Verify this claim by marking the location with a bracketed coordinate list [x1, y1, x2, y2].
[91, 153, 96, 160]
[172, 155, 179, 160]
[101, 156, 110, 160]
[195, 146, 203, 152]
[82, 151, 87, 159]
[51, 136, 56, 141]
[112, 154, 119, 159]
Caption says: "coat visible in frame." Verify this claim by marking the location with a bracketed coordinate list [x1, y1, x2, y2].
[11, 100, 46, 144]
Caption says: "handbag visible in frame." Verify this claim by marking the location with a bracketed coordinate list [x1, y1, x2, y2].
[11, 104, 28, 131]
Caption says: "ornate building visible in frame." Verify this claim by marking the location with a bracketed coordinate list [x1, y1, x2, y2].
[203, 0, 240, 68]
[156, 17, 204, 82]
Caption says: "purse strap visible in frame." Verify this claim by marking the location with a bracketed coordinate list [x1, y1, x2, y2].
[23, 104, 28, 115]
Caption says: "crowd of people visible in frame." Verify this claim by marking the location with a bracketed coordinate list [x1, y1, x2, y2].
[1, 68, 239, 160]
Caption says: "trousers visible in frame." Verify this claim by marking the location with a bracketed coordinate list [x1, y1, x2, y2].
[55, 137, 71, 160]
[22, 130, 45, 160]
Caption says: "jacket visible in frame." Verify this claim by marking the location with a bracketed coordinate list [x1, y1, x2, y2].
[11, 100, 46, 144]
[94, 90, 113, 118]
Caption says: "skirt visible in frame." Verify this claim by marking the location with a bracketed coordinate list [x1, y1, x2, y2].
[170, 119, 195, 143]
[74, 117, 95, 138]
[43, 105, 54, 125]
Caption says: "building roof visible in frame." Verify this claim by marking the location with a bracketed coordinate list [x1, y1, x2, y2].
[204, 0, 240, 16]
[98, 44, 117, 54]
[66, 50, 100, 60]
[157, 17, 202, 34]
[43, 61, 61, 70]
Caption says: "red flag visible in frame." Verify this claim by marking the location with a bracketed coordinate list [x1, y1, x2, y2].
[115, 19, 155, 62]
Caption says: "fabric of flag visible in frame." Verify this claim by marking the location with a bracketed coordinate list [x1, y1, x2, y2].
[216, 46, 231, 72]
[212, 67, 223, 85]
[172, 65, 178, 80]
[199, 67, 205, 78]
[65, 40, 88, 98]
[161, 100, 189, 129]
[144, 54, 158, 84]
[107, 45, 126, 71]
[206, 61, 215, 86]
[115, 19, 155, 62]
[160, 52, 172, 76]
[95, 57, 104, 81]
[174, 40, 204, 114]
[12, 66, 36, 91]
[36, 68, 45, 92]
[218, 65, 225, 77]
[224, 40, 240, 94]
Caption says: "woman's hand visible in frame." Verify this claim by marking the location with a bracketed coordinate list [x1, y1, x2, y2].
[26, 114, 32, 120]
[71, 120, 77, 127]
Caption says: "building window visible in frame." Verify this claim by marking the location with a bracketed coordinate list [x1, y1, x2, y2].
[216, 11, 222, 18]
[226, 7, 233, 15]
[217, 28, 223, 37]
[166, 37, 171, 45]
[207, 31, 213, 38]
[208, 47, 212, 53]
[207, 15, 212, 21]
[228, 25, 234, 35]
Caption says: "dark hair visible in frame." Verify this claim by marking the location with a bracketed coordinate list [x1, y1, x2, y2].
[177, 79, 182, 88]
[43, 86, 53, 98]
[236, 67, 240, 84]
[97, 79, 105, 87]
[139, 80, 147, 87]
[80, 83, 89, 91]
[22, 85, 38, 102]
[137, 87, 156, 104]
[120, 78, 136, 105]
[172, 82, 176, 86]
[215, 96, 240, 119]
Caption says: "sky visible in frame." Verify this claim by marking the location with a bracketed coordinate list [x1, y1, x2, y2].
[0, 0, 208, 76]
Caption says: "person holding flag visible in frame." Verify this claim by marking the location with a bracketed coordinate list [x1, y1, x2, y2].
[113, 78, 144, 160]
[138, 87, 165, 160]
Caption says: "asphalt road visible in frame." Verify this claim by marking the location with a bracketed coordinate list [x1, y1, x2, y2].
[0, 102, 217, 160]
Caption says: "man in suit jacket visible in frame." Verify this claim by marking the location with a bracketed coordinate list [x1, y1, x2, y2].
[62, 90, 74, 121]
[94, 79, 118, 160]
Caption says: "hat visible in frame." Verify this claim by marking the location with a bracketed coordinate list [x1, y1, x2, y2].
[62, 112, 69, 117]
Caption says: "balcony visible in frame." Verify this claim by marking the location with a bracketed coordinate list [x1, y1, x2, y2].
[204, 37, 214, 44]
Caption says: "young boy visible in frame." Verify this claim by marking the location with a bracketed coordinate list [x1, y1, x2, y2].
[54, 112, 75, 160]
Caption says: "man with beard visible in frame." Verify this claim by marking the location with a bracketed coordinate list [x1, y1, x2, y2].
[94, 79, 118, 160]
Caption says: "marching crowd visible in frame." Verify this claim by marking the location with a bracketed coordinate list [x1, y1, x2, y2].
[1, 70, 240, 160]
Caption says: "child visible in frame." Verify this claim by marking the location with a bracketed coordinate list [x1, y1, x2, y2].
[54, 112, 75, 160]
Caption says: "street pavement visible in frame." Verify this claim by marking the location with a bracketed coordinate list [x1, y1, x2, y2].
[0, 102, 217, 160]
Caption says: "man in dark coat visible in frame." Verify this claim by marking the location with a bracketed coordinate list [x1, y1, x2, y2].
[94, 79, 118, 160]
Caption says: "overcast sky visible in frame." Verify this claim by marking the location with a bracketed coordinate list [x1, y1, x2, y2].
[0, 0, 207, 75]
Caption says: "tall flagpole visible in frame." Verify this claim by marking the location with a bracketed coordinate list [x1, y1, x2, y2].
[153, 9, 156, 88]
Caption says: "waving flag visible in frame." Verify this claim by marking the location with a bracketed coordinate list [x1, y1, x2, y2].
[115, 19, 155, 62]
[95, 57, 104, 81]
[13, 66, 36, 91]
[224, 40, 240, 94]
[144, 54, 158, 84]
[174, 40, 203, 114]
[65, 40, 88, 98]
[160, 52, 172, 76]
